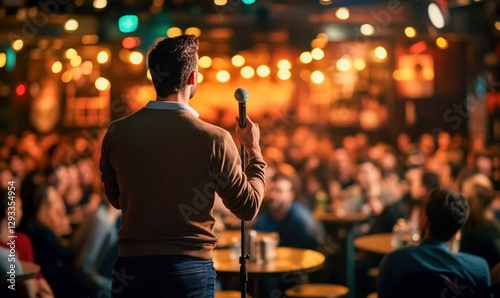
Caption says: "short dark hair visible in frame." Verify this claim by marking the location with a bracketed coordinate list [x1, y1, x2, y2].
[425, 188, 469, 242]
[147, 34, 199, 97]
[421, 172, 439, 192]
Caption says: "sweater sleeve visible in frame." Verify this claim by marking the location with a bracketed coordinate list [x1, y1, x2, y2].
[213, 131, 266, 221]
[99, 129, 121, 209]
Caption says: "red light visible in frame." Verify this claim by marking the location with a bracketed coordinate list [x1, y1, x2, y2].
[122, 37, 140, 49]
[15, 83, 27, 97]
[409, 41, 428, 54]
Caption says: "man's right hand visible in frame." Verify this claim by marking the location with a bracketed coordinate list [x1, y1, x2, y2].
[235, 116, 262, 158]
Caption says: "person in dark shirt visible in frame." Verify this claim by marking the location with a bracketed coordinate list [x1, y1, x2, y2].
[377, 188, 490, 298]
[252, 169, 325, 298]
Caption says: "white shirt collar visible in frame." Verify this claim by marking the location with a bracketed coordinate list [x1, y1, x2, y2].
[145, 101, 199, 118]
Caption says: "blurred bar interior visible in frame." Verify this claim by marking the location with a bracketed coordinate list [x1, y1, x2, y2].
[0, 0, 498, 143]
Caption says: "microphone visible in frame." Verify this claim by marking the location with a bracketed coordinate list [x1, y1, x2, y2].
[234, 88, 248, 129]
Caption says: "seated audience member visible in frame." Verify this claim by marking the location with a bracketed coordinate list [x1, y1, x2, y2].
[370, 169, 439, 234]
[460, 173, 500, 268]
[0, 246, 28, 297]
[253, 170, 325, 250]
[251, 169, 326, 298]
[377, 188, 491, 298]
[71, 198, 120, 292]
[24, 184, 97, 298]
[342, 158, 398, 235]
[0, 190, 54, 297]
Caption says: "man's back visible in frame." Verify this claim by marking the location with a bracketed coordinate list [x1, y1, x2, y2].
[377, 239, 490, 298]
[100, 107, 266, 259]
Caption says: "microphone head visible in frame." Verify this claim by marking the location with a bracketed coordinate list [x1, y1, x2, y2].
[234, 88, 249, 103]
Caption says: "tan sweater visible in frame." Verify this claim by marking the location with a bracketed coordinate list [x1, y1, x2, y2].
[100, 108, 266, 259]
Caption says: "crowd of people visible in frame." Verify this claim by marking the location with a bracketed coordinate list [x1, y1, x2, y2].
[1, 121, 500, 297]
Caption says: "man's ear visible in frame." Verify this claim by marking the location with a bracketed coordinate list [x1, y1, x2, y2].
[188, 71, 196, 85]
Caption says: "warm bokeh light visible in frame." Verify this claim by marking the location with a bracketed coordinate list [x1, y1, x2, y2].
[81, 61, 93, 75]
[97, 51, 109, 64]
[95, 77, 110, 91]
[214, 0, 227, 5]
[300, 52, 313, 64]
[15, 83, 27, 97]
[320, 0, 332, 5]
[216, 70, 230, 83]
[82, 34, 99, 44]
[436, 37, 448, 49]
[311, 38, 328, 49]
[374, 46, 387, 60]
[428, 3, 445, 29]
[61, 71, 72, 83]
[199, 56, 212, 68]
[197, 72, 203, 83]
[405, 27, 417, 38]
[256, 65, 271, 78]
[70, 55, 82, 67]
[0, 53, 6, 68]
[311, 48, 324, 60]
[93, 0, 107, 9]
[231, 55, 245, 67]
[423, 68, 435, 80]
[495, 21, 500, 31]
[64, 19, 79, 31]
[65, 48, 77, 59]
[12, 39, 24, 51]
[71, 67, 82, 81]
[335, 7, 349, 20]
[336, 57, 352, 72]
[353, 58, 366, 71]
[129, 51, 144, 65]
[277, 69, 291, 80]
[185, 27, 201, 37]
[51, 61, 63, 73]
[241, 66, 255, 79]
[167, 27, 182, 37]
[277, 59, 292, 69]
[146, 69, 152, 81]
[122, 37, 140, 49]
[360, 24, 375, 36]
[311, 70, 325, 84]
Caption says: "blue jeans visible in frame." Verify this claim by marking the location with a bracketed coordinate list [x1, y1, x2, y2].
[111, 255, 216, 298]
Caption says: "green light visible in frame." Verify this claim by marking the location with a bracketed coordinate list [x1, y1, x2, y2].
[242, 0, 255, 3]
[6, 48, 16, 71]
[118, 15, 138, 33]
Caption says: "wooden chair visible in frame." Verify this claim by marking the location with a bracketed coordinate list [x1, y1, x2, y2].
[285, 283, 349, 298]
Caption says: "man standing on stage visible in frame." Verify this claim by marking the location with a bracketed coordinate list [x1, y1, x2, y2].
[100, 34, 266, 298]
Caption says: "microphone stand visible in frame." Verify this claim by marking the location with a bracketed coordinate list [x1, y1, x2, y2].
[238, 111, 249, 298]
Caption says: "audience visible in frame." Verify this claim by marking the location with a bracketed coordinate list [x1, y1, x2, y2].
[0, 189, 54, 297]
[377, 188, 491, 298]
[1, 124, 499, 296]
[460, 173, 500, 269]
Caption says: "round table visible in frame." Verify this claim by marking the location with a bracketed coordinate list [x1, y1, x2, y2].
[213, 247, 325, 276]
[214, 247, 325, 298]
[354, 233, 406, 255]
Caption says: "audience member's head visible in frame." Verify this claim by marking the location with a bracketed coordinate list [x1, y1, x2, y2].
[33, 184, 71, 236]
[356, 158, 381, 190]
[425, 188, 469, 242]
[266, 170, 299, 218]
